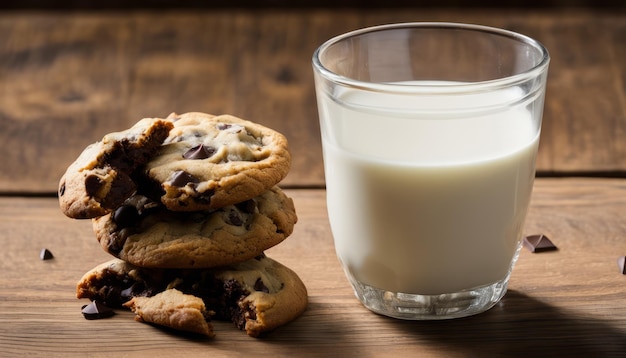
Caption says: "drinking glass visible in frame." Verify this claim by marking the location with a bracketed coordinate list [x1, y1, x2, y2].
[312, 22, 549, 319]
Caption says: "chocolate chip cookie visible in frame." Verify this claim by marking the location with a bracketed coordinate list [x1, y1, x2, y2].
[77, 255, 308, 337]
[59, 118, 173, 219]
[124, 289, 214, 337]
[141, 112, 291, 212]
[93, 186, 297, 268]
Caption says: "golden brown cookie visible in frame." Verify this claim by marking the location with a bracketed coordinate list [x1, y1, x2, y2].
[140, 112, 291, 212]
[58, 118, 173, 219]
[123, 289, 214, 337]
[92, 186, 297, 268]
[77, 255, 308, 337]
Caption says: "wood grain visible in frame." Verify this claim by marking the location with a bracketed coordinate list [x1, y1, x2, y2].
[1, 180, 625, 357]
[0, 9, 625, 193]
[1, 7, 625, 356]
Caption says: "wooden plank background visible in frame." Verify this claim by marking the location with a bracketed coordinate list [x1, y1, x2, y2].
[0, 8, 625, 194]
[0, 1, 624, 9]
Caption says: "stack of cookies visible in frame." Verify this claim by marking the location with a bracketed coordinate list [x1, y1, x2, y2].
[58, 112, 307, 337]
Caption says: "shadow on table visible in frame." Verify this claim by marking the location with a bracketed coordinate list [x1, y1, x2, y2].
[261, 290, 626, 357]
[394, 289, 626, 357]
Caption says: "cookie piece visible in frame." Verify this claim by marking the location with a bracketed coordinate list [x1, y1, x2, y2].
[77, 255, 308, 337]
[59, 118, 173, 219]
[123, 289, 214, 337]
[141, 112, 291, 211]
[93, 186, 297, 268]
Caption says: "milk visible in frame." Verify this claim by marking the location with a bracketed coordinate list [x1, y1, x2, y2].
[319, 84, 539, 295]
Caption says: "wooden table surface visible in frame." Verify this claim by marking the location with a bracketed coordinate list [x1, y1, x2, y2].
[1, 6, 626, 357]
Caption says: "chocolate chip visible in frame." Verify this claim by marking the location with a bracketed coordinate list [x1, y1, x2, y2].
[183, 144, 216, 160]
[112, 205, 141, 229]
[81, 301, 115, 320]
[59, 182, 65, 196]
[253, 278, 269, 293]
[107, 232, 126, 254]
[226, 209, 243, 226]
[101, 172, 136, 210]
[618, 256, 626, 275]
[40, 248, 53, 260]
[132, 174, 165, 199]
[194, 191, 214, 205]
[170, 170, 198, 187]
[523, 234, 558, 253]
[120, 282, 145, 301]
[217, 123, 244, 134]
[85, 174, 104, 196]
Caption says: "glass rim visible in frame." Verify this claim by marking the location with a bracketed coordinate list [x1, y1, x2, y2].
[312, 22, 550, 94]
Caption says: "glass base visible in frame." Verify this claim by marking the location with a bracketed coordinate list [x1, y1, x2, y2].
[348, 276, 508, 320]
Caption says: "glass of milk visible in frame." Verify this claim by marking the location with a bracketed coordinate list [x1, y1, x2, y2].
[312, 23, 549, 319]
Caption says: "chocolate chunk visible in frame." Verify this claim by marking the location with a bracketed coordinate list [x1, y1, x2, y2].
[217, 123, 244, 133]
[223, 279, 247, 302]
[106, 140, 152, 172]
[193, 190, 214, 205]
[170, 170, 198, 187]
[112, 205, 141, 229]
[226, 125, 246, 135]
[132, 173, 165, 199]
[523, 234, 558, 253]
[123, 194, 159, 214]
[183, 144, 216, 160]
[100, 172, 136, 210]
[253, 278, 269, 293]
[226, 209, 244, 226]
[120, 282, 148, 301]
[81, 300, 115, 320]
[220, 279, 250, 327]
[40, 248, 54, 260]
[618, 256, 626, 275]
[59, 182, 65, 196]
[120, 286, 136, 301]
[85, 174, 104, 196]
[107, 232, 127, 254]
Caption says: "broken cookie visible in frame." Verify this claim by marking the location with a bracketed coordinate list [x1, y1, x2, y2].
[77, 255, 307, 337]
[58, 118, 173, 219]
[124, 289, 214, 337]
